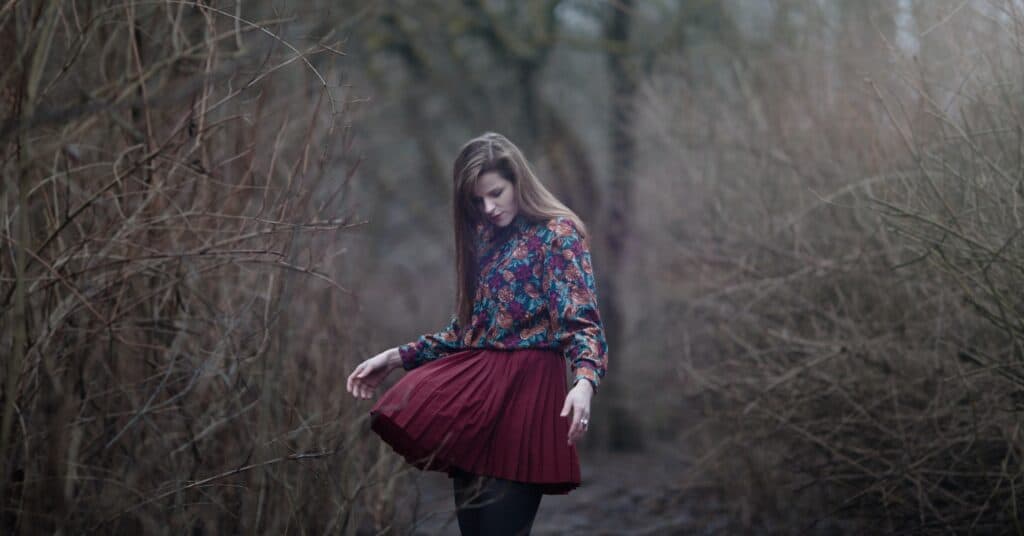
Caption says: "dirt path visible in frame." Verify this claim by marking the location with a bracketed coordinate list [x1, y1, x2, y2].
[403, 444, 723, 535]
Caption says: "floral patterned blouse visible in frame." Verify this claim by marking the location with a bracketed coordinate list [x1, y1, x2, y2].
[398, 215, 608, 392]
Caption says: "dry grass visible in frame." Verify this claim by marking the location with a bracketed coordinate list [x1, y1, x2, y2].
[0, 1, 418, 533]
[629, 1, 1024, 532]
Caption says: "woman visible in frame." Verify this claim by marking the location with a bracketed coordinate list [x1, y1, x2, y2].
[346, 132, 608, 536]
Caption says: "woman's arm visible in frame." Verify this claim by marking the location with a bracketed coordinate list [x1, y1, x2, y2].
[397, 315, 464, 370]
[543, 218, 609, 393]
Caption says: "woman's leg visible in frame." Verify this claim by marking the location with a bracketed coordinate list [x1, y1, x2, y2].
[452, 469, 482, 535]
[452, 469, 543, 536]
[477, 477, 543, 535]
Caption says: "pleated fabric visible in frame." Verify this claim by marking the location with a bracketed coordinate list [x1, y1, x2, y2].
[369, 348, 581, 495]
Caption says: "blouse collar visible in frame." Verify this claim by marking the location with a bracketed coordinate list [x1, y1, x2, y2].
[476, 213, 530, 243]
[507, 213, 530, 234]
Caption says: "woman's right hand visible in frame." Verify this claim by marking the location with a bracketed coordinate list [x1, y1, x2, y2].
[346, 348, 402, 400]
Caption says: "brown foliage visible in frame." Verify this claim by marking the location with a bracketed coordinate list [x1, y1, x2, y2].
[0, 1, 415, 533]
[632, 1, 1024, 532]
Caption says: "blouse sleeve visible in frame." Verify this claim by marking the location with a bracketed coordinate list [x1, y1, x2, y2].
[543, 219, 609, 393]
[397, 315, 463, 371]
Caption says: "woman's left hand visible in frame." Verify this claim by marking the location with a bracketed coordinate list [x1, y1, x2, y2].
[560, 381, 594, 446]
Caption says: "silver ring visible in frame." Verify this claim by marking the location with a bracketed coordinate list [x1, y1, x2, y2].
[581, 418, 589, 426]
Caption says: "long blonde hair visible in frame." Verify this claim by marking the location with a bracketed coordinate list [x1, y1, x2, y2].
[451, 132, 586, 328]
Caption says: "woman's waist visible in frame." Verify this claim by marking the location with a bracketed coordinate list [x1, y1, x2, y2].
[451, 341, 561, 358]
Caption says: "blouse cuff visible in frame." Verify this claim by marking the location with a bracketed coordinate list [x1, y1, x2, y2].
[572, 366, 600, 394]
[398, 343, 421, 371]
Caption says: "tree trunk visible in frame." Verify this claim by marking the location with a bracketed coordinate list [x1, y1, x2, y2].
[598, 0, 643, 451]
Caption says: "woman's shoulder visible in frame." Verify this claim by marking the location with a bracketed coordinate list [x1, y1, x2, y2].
[540, 216, 583, 238]
[531, 216, 586, 250]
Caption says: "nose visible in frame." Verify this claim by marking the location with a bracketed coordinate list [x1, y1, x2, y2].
[483, 199, 498, 215]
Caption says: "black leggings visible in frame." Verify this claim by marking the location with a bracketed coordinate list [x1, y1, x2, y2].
[451, 468, 543, 536]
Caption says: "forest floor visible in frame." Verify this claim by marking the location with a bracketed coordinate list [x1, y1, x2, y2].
[401, 441, 737, 535]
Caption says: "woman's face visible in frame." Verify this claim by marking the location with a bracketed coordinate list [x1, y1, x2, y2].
[473, 171, 518, 227]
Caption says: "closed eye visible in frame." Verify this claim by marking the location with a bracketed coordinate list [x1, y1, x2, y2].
[472, 189, 503, 204]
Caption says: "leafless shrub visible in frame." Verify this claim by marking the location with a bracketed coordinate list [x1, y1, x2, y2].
[631, 1, 1024, 532]
[0, 1, 415, 533]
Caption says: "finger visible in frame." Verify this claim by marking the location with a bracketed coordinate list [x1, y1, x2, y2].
[571, 406, 590, 444]
[348, 364, 365, 392]
[350, 369, 366, 397]
[560, 395, 572, 418]
[354, 375, 366, 398]
[359, 367, 374, 396]
[347, 373, 357, 396]
[568, 407, 582, 444]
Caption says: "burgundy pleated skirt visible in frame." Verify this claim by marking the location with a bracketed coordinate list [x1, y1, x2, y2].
[369, 347, 581, 495]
